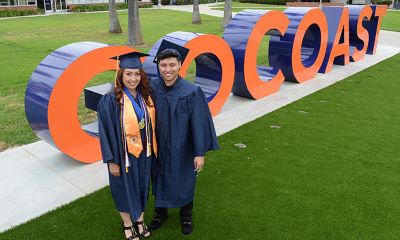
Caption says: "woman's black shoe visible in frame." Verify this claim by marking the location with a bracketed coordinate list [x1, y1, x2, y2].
[136, 220, 151, 238]
[148, 215, 168, 230]
[123, 225, 139, 240]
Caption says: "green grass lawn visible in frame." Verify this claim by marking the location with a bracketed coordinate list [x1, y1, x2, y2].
[1, 53, 400, 239]
[381, 10, 400, 32]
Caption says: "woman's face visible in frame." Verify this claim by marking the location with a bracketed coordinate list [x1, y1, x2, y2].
[122, 68, 141, 92]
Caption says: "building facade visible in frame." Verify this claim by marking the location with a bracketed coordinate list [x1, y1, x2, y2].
[0, 0, 37, 9]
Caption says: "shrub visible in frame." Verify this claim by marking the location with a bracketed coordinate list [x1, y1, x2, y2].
[69, 3, 151, 12]
[0, 8, 44, 18]
[175, 0, 186, 4]
[239, 0, 293, 5]
[117, 3, 128, 9]
[139, 3, 153, 8]
[377, 0, 392, 6]
[70, 4, 107, 12]
[159, 0, 223, 5]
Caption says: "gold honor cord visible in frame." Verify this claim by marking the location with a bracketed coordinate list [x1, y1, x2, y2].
[114, 56, 120, 87]
[146, 122, 151, 157]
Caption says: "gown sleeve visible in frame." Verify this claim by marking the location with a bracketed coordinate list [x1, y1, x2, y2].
[189, 87, 220, 156]
[97, 95, 120, 164]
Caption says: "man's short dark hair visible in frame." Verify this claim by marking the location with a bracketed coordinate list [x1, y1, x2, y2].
[157, 49, 182, 62]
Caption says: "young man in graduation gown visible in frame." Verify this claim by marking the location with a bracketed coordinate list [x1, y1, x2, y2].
[148, 40, 219, 235]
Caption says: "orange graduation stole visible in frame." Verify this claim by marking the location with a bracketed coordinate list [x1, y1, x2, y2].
[120, 93, 157, 173]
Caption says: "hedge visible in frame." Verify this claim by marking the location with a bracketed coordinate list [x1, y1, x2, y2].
[156, 0, 224, 6]
[69, 3, 152, 12]
[239, 0, 294, 5]
[375, 0, 392, 6]
[0, 8, 44, 18]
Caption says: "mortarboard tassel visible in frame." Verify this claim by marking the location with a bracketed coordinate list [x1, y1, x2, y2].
[114, 56, 120, 88]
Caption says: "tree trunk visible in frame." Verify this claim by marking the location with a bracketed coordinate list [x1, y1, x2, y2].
[170, 0, 173, 5]
[109, 0, 122, 34]
[128, 0, 144, 45]
[222, 0, 232, 29]
[192, 0, 202, 24]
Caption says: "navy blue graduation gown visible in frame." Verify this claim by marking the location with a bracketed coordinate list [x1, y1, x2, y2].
[97, 92, 153, 221]
[150, 77, 219, 208]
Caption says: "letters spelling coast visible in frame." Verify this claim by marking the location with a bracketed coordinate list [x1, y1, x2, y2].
[25, 6, 387, 163]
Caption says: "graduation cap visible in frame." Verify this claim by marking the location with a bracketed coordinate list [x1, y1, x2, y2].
[111, 51, 149, 69]
[111, 51, 149, 87]
[153, 39, 190, 64]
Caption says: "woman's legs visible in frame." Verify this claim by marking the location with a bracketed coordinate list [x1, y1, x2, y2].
[136, 212, 151, 237]
[136, 212, 144, 222]
[120, 212, 133, 227]
[120, 212, 139, 240]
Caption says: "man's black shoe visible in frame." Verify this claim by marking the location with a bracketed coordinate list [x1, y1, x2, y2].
[181, 221, 193, 235]
[148, 216, 168, 231]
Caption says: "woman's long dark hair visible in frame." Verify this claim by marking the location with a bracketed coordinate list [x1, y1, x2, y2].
[114, 68, 152, 107]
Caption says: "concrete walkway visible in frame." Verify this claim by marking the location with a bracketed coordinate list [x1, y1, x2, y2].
[0, 4, 399, 233]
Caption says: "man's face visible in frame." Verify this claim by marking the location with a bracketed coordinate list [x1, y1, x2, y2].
[158, 57, 181, 84]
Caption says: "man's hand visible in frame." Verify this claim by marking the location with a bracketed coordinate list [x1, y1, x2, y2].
[109, 162, 121, 177]
[194, 156, 204, 172]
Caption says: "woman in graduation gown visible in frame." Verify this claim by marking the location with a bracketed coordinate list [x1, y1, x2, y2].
[97, 51, 157, 240]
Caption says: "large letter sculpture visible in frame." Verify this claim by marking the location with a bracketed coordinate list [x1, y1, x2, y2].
[24, 7, 387, 163]
[223, 10, 290, 99]
[348, 5, 373, 62]
[269, 8, 329, 83]
[25, 42, 138, 163]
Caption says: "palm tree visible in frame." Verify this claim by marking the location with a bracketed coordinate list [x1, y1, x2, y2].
[192, 0, 202, 24]
[128, 0, 144, 45]
[108, 0, 122, 33]
[222, 0, 232, 29]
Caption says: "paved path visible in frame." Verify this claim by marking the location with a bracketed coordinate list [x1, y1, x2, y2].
[0, 4, 399, 233]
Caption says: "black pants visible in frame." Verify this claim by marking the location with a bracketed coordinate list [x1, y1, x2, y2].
[155, 201, 193, 221]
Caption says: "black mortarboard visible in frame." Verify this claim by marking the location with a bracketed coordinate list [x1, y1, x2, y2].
[153, 39, 190, 64]
[111, 51, 149, 87]
[111, 51, 149, 69]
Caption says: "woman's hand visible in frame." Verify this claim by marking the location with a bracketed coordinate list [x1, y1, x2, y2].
[194, 156, 204, 172]
[109, 162, 121, 177]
